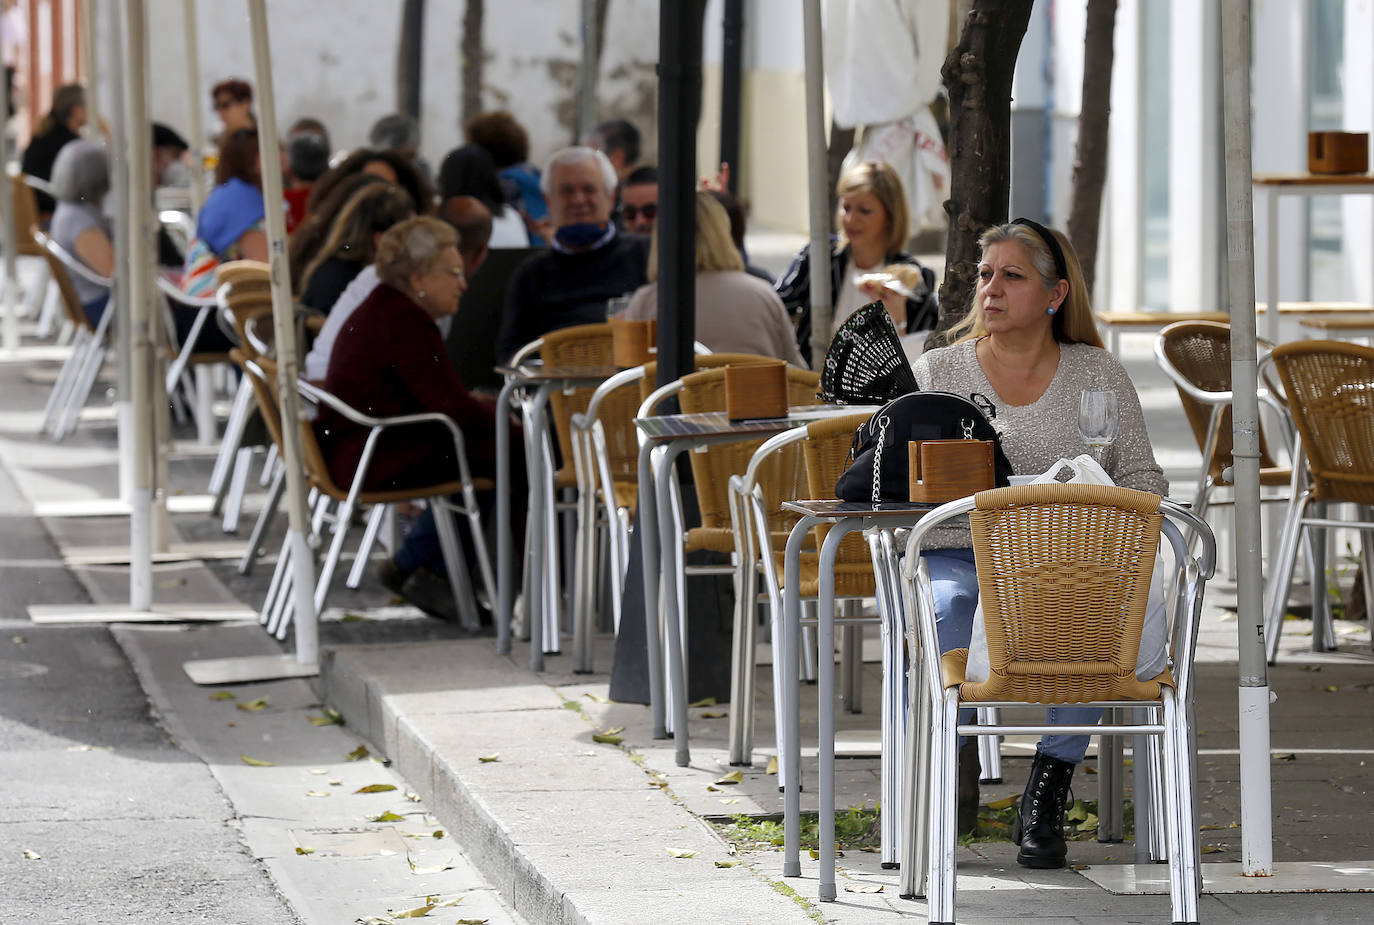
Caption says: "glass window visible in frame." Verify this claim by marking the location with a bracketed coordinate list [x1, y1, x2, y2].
[1308, 0, 1345, 300]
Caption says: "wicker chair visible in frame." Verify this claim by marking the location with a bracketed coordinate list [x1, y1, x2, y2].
[1154, 321, 1292, 523]
[900, 483, 1214, 923]
[248, 354, 495, 637]
[1262, 340, 1374, 662]
[567, 352, 776, 671]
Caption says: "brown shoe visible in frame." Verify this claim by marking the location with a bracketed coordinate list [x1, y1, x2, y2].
[398, 567, 459, 623]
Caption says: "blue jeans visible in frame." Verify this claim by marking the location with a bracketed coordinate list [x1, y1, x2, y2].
[924, 548, 1099, 764]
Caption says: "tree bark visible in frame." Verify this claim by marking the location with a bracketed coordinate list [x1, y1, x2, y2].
[460, 0, 484, 128]
[397, 0, 425, 120]
[933, 0, 1035, 341]
[1066, 0, 1117, 298]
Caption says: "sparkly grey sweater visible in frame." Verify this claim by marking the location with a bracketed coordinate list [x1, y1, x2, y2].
[911, 340, 1168, 548]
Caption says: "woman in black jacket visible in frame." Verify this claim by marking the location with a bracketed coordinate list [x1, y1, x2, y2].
[775, 160, 937, 365]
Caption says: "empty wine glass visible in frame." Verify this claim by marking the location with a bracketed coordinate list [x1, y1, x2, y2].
[1078, 389, 1120, 465]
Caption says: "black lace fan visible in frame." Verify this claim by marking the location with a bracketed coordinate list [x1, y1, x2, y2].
[818, 301, 920, 404]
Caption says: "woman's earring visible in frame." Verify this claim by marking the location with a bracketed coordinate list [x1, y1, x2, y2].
[418, 290, 427, 299]
[1047, 303, 1057, 315]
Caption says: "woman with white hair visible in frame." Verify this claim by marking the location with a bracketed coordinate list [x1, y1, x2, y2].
[317, 215, 513, 621]
[48, 138, 113, 325]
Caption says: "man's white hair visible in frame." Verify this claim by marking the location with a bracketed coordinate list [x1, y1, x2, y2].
[540, 146, 618, 198]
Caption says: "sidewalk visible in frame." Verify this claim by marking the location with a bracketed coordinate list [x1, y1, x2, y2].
[4, 322, 1374, 923]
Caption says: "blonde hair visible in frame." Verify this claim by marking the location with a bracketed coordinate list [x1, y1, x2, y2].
[374, 216, 458, 291]
[835, 161, 909, 257]
[647, 190, 744, 282]
[948, 222, 1102, 348]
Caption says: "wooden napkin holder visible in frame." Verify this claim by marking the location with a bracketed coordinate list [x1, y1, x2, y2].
[909, 439, 995, 503]
[725, 361, 788, 421]
[610, 317, 656, 367]
[1309, 132, 1369, 174]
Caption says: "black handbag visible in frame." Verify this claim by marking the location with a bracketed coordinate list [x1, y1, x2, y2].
[834, 390, 1013, 503]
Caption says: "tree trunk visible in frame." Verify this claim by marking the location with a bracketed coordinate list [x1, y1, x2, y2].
[1066, 0, 1117, 299]
[933, 0, 1035, 340]
[397, 0, 425, 120]
[460, 0, 484, 128]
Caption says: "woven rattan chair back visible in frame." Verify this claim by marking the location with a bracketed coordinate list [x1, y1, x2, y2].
[1271, 340, 1374, 504]
[13, 178, 44, 256]
[676, 365, 820, 553]
[1158, 321, 1281, 477]
[798, 413, 875, 588]
[31, 226, 94, 333]
[216, 261, 274, 349]
[541, 323, 614, 484]
[248, 354, 338, 499]
[236, 350, 286, 454]
[638, 353, 780, 404]
[963, 482, 1165, 704]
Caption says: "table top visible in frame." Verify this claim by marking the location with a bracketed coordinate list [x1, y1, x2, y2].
[1253, 172, 1374, 187]
[495, 364, 622, 382]
[635, 405, 877, 442]
[1298, 312, 1374, 330]
[781, 499, 940, 519]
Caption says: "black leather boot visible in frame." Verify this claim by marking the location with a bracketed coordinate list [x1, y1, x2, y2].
[956, 740, 980, 837]
[1012, 749, 1076, 869]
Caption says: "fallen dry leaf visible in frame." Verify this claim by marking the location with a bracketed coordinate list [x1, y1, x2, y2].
[304, 790, 330, 798]
[329, 779, 342, 786]
[688, 696, 717, 708]
[765, 756, 778, 775]
[986, 795, 1017, 810]
[346, 744, 370, 762]
[236, 698, 270, 712]
[407, 855, 455, 875]
[368, 811, 406, 823]
[355, 784, 398, 794]
[667, 848, 698, 859]
[307, 708, 344, 726]
[1201, 844, 1226, 854]
[156, 577, 187, 590]
[308, 768, 329, 775]
[562, 700, 583, 711]
[477, 754, 500, 763]
[22, 849, 40, 860]
[719, 798, 739, 805]
[295, 846, 315, 856]
[455, 919, 489, 925]
[844, 883, 882, 893]
[1324, 685, 1340, 693]
[240, 754, 276, 767]
[208, 691, 236, 701]
[713, 770, 743, 785]
[700, 711, 726, 719]
[714, 860, 739, 868]
[340, 612, 369, 623]
[582, 692, 611, 703]
[403, 790, 422, 802]
[10, 635, 24, 644]
[591, 732, 622, 745]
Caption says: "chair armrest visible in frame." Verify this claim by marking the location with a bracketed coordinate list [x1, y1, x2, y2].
[156, 274, 217, 307]
[573, 365, 647, 434]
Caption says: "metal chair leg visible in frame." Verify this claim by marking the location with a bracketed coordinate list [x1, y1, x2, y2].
[40, 327, 88, 433]
[432, 498, 481, 632]
[221, 446, 254, 533]
[208, 377, 254, 509]
[239, 460, 284, 576]
[55, 340, 108, 439]
[347, 503, 388, 588]
[975, 707, 1001, 782]
[1307, 502, 1337, 651]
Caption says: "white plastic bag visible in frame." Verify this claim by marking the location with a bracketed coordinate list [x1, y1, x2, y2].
[964, 455, 1170, 684]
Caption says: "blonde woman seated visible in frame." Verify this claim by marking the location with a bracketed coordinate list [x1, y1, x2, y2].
[622, 190, 805, 367]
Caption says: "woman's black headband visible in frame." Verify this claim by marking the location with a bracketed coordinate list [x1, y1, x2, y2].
[1010, 217, 1068, 283]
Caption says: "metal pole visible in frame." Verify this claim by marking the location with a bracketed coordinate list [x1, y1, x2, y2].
[0, 20, 17, 354]
[106, 0, 132, 503]
[1220, 0, 1273, 876]
[719, 0, 743, 196]
[80, 0, 99, 137]
[247, 0, 318, 666]
[803, 0, 831, 365]
[124, 0, 154, 610]
[578, 0, 599, 141]
[182, 0, 207, 214]
[655, 0, 701, 386]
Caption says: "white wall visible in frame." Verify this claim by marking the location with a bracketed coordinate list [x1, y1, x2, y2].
[108, 1, 659, 176]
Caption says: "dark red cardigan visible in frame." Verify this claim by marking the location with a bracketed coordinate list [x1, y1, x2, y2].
[317, 283, 497, 492]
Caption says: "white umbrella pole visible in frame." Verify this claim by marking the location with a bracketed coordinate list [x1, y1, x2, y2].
[802, 0, 830, 366]
[124, 0, 155, 610]
[80, 0, 100, 137]
[1220, 0, 1273, 876]
[182, 0, 207, 215]
[1, 28, 17, 355]
[247, 0, 317, 666]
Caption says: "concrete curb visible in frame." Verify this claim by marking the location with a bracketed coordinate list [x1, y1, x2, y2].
[320, 640, 820, 925]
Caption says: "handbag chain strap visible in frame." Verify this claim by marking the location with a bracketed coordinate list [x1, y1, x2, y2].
[871, 413, 890, 504]
[961, 417, 974, 439]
